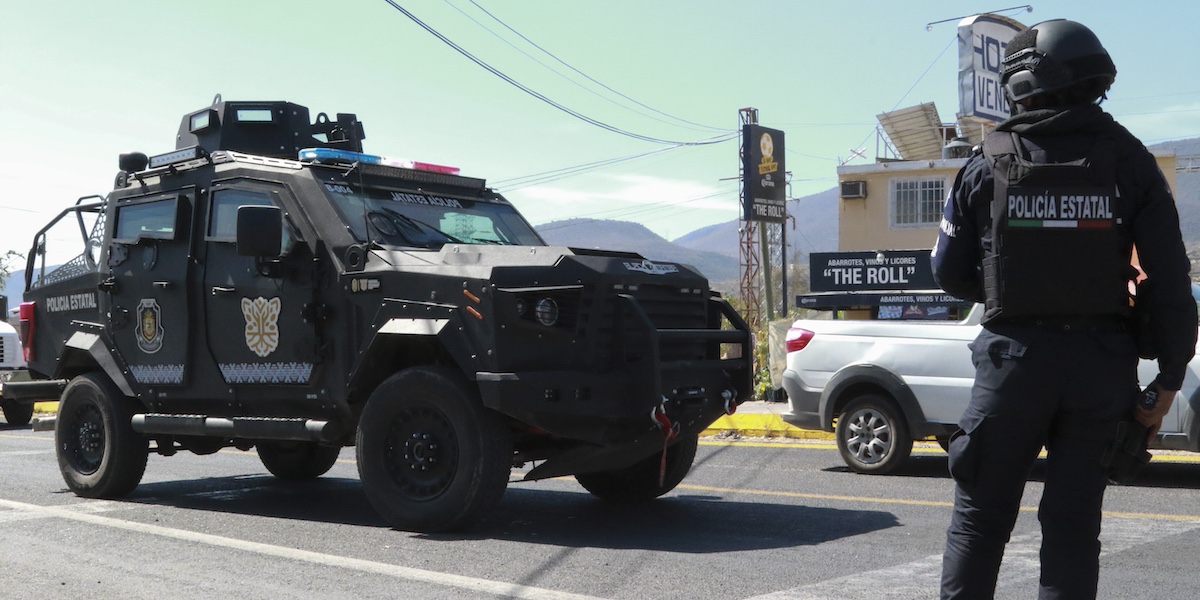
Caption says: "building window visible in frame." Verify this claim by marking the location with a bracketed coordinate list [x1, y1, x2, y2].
[890, 177, 946, 227]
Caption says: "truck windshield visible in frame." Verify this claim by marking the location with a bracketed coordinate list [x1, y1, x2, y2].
[322, 183, 543, 248]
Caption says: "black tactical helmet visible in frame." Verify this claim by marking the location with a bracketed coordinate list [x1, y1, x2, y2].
[1001, 19, 1117, 103]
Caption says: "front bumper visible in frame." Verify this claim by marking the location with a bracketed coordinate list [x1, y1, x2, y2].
[477, 295, 752, 446]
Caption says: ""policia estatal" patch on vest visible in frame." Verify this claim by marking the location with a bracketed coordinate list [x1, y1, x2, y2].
[1006, 188, 1114, 229]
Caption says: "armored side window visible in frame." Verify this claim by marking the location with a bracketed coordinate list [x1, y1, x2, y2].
[113, 197, 179, 243]
[208, 188, 294, 249]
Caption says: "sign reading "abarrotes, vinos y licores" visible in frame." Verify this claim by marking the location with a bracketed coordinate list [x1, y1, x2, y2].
[809, 250, 938, 293]
[742, 124, 787, 223]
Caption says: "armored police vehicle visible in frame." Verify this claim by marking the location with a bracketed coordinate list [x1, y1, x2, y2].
[8, 97, 751, 531]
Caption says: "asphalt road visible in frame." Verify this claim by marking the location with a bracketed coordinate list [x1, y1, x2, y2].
[2, 421, 1199, 599]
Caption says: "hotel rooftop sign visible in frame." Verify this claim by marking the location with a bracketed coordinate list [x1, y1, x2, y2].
[957, 14, 1026, 124]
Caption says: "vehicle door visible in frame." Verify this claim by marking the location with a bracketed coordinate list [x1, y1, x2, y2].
[105, 190, 194, 386]
[201, 182, 319, 388]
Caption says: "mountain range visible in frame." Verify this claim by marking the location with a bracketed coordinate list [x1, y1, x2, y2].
[537, 185, 839, 289]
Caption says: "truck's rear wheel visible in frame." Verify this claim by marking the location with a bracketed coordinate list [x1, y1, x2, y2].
[836, 394, 912, 475]
[55, 373, 148, 497]
[257, 441, 341, 480]
[356, 366, 512, 532]
[2, 400, 33, 426]
[575, 433, 698, 502]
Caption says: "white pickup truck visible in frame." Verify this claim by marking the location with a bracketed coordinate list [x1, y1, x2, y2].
[781, 296, 1200, 474]
[0, 319, 30, 425]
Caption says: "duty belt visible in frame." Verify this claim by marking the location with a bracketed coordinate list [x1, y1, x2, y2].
[988, 315, 1130, 333]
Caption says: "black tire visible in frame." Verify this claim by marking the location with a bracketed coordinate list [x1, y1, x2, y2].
[836, 394, 912, 475]
[575, 432, 699, 502]
[55, 373, 148, 498]
[356, 366, 512, 532]
[257, 441, 342, 480]
[2, 400, 34, 426]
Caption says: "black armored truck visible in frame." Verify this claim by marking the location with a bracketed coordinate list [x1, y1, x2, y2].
[8, 98, 751, 531]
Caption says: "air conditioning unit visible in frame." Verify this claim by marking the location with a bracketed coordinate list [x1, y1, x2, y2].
[840, 180, 867, 199]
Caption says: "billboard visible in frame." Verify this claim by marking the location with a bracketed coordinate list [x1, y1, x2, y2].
[957, 14, 1026, 123]
[742, 124, 787, 223]
[808, 250, 938, 293]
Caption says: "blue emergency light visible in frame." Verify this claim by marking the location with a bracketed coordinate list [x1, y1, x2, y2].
[298, 148, 460, 175]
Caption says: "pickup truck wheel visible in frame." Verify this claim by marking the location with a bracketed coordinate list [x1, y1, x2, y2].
[357, 366, 512, 532]
[2, 400, 34, 426]
[55, 373, 148, 498]
[257, 441, 341, 480]
[575, 433, 698, 502]
[836, 394, 912, 475]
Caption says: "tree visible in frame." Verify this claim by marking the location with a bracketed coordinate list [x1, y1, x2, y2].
[0, 250, 24, 292]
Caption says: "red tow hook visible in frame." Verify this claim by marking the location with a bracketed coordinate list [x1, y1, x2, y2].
[651, 402, 680, 488]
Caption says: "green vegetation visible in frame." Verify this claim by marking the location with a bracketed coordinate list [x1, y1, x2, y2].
[0, 250, 23, 291]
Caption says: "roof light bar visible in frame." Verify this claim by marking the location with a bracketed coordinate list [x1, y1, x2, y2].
[149, 145, 207, 169]
[298, 148, 460, 175]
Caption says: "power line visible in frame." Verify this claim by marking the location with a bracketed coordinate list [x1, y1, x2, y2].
[495, 146, 685, 191]
[443, 0, 698, 132]
[1113, 108, 1200, 118]
[924, 5, 1032, 30]
[463, 0, 725, 133]
[494, 132, 736, 191]
[848, 36, 956, 159]
[533, 187, 738, 232]
[383, 1, 734, 146]
[1107, 90, 1200, 103]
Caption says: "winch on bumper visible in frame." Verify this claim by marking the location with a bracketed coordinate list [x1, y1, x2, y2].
[476, 293, 752, 446]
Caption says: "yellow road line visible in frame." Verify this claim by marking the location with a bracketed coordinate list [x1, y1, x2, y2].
[679, 483, 1200, 522]
[700, 439, 1200, 464]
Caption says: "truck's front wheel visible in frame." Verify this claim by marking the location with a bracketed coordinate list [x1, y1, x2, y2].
[575, 433, 698, 502]
[836, 394, 912, 475]
[356, 367, 512, 532]
[55, 373, 148, 497]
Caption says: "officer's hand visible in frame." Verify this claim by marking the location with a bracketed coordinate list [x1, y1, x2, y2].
[1135, 381, 1176, 442]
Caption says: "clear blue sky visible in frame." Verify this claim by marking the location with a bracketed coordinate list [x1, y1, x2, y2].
[2, 0, 1197, 259]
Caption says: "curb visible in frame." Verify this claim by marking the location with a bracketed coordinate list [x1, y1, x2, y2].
[701, 413, 834, 441]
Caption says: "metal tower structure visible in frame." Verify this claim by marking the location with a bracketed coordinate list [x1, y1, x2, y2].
[738, 108, 762, 330]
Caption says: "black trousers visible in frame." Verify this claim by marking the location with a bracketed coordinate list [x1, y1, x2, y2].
[941, 325, 1139, 599]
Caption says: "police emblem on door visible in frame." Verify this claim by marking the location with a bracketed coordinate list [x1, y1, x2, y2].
[241, 297, 281, 358]
[135, 298, 164, 354]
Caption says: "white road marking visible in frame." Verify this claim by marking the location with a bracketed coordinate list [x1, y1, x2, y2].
[743, 516, 1200, 599]
[0, 498, 606, 600]
[0, 498, 132, 523]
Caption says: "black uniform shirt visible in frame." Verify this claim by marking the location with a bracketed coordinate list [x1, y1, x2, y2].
[932, 103, 1197, 390]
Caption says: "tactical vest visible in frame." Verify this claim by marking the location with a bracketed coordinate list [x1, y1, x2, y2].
[982, 131, 1132, 319]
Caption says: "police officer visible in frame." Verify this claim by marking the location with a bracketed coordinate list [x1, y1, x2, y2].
[931, 19, 1196, 599]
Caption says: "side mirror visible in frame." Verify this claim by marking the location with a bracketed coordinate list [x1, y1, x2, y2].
[236, 205, 283, 258]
